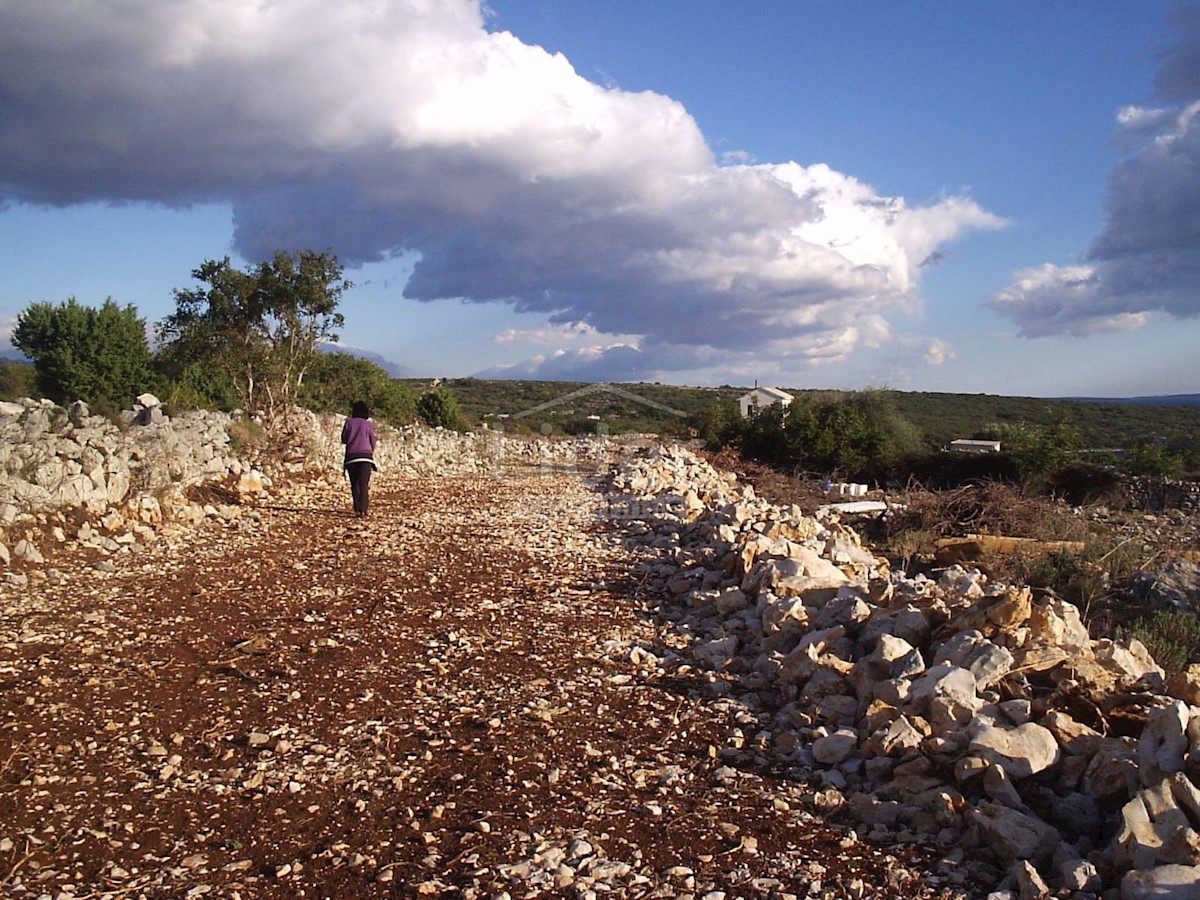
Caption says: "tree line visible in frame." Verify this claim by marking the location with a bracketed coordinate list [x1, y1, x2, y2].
[7, 250, 465, 430]
[689, 391, 1200, 493]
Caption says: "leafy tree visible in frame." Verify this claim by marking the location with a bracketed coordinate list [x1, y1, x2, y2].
[0, 359, 38, 401]
[299, 352, 417, 425]
[158, 250, 349, 423]
[687, 400, 743, 449]
[11, 297, 154, 409]
[1125, 440, 1185, 478]
[987, 419, 1082, 484]
[416, 387, 466, 430]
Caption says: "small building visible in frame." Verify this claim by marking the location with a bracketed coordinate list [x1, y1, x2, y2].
[949, 439, 1001, 454]
[739, 386, 794, 418]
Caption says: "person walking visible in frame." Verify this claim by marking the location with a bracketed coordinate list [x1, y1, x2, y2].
[341, 400, 378, 518]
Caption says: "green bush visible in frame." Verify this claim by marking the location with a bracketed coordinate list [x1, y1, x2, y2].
[710, 389, 924, 482]
[1049, 463, 1124, 506]
[1124, 441, 1185, 478]
[12, 297, 156, 408]
[298, 353, 416, 426]
[156, 357, 238, 413]
[985, 419, 1082, 486]
[686, 400, 743, 449]
[0, 359, 38, 401]
[1121, 610, 1200, 680]
[416, 388, 466, 430]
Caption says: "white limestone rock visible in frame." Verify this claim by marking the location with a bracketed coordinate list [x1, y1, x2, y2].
[812, 727, 858, 765]
[863, 715, 928, 758]
[909, 664, 982, 731]
[966, 802, 1060, 865]
[1139, 701, 1191, 780]
[1083, 738, 1140, 800]
[1167, 665, 1200, 706]
[1095, 638, 1166, 683]
[933, 630, 1015, 690]
[1040, 710, 1104, 757]
[1120, 865, 1200, 900]
[968, 720, 1062, 779]
[14, 538, 44, 564]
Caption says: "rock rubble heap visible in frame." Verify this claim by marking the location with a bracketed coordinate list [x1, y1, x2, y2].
[610, 444, 1200, 898]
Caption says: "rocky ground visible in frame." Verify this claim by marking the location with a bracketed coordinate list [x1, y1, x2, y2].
[0, 462, 970, 899]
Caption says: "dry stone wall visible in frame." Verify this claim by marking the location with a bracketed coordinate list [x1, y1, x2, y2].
[610, 444, 1200, 898]
[0, 397, 275, 580]
[0, 401, 610, 579]
[1123, 477, 1200, 514]
[0, 398, 256, 523]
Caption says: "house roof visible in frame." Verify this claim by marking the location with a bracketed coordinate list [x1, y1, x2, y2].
[741, 386, 794, 402]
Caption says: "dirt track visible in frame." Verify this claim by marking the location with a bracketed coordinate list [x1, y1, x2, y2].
[0, 465, 968, 898]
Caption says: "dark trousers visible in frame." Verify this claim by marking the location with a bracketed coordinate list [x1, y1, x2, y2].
[347, 463, 372, 516]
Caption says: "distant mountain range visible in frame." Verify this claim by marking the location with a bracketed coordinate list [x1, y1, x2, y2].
[1058, 394, 1200, 407]
[316, 342, 410, 377]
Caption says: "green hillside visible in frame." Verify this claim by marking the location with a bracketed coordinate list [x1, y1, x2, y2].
[402, 378, 1200, 449]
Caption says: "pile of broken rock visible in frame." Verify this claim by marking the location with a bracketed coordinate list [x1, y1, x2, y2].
[609, 444, 1200, 899]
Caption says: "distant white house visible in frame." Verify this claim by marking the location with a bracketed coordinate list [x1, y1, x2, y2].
[739, 386, 794, 418]
[949, 439, 1001, 454]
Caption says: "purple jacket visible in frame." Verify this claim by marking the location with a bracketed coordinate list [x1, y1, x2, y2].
[341, 416, 377, 459]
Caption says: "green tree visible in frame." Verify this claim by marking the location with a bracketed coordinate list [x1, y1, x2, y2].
[11, 297, 154, 409]
[0, 359, 38, 401]
[416, 387, 466, 430]
[1125, 440, 1185, 478]
[686, 400, 744, 449]
[299, 353, 417, 425]
[987, 418, 1083, 485]
[158, 250, 349, 423]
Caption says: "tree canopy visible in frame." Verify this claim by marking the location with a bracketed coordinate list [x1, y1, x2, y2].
[298, 352, 417, 425]
[157, 250, 349, 422]
[416, 387, 466, 430]
[11, 297, 154, 409]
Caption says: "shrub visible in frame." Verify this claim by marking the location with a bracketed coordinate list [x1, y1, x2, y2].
[12, 297, 156, 408]
[1124, 441, 1185, 478]
[0, 359, 38, 400]
[1121, 610, 1200, 680]
[416, 388, 466, 430]
[1049, 463, 1124, 506]
[227, 416, 267, 456]
[298, 353, 416, 426]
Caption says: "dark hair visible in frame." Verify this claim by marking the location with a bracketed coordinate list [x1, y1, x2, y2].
[351, 400, 370, 419]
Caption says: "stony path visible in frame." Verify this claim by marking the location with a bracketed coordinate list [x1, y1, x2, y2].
[0, 466, 960, 898]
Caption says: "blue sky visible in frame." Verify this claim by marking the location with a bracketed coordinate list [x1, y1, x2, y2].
[1, 1, 1197, 397]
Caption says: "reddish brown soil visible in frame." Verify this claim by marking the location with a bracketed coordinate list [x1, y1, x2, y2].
[0, 468, 974, 898]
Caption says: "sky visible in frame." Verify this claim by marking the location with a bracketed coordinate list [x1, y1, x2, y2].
[1, 0, 1198, 397]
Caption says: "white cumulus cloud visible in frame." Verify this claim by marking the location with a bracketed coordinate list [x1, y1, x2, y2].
[0, 0, 1002, 380]
[993, 7, 1200, 338]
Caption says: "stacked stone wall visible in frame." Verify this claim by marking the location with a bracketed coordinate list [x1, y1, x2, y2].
[1123, 476, 1200, 514]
